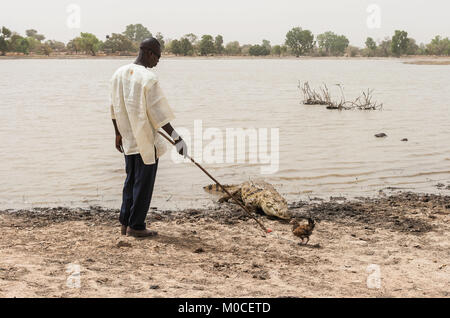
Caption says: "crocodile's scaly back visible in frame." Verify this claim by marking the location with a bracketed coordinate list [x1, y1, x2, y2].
[240, 181, 290, 220]
[204, 181, 290, 220]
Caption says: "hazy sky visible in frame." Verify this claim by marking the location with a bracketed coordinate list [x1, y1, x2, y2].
[1, 0, 449, 46]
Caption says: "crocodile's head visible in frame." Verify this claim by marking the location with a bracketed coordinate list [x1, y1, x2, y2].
[260, 196, 290, 220]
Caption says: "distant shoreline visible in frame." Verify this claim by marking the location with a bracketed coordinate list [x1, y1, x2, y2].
[1, 54, 449, 64]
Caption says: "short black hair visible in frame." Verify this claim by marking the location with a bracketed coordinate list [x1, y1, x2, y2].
[140, 37, 161, 51]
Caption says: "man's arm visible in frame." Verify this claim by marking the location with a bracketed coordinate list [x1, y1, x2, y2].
[112, 119, 123, 153]
[161, 123, 188, 158]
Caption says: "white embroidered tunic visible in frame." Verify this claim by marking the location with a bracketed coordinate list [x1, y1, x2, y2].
[110, 64, 175, 165]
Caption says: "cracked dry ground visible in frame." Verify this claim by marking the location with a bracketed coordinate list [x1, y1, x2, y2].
[0, 192, 449, 297]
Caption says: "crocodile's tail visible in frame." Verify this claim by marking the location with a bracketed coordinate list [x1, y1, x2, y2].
[203, 184, 239, 195]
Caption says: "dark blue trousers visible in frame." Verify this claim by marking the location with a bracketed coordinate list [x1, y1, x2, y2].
[120, 153, 159, 230]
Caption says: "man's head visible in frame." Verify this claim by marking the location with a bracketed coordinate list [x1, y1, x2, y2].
[138, 37, 161, 68]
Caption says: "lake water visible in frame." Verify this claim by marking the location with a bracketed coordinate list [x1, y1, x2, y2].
[0, 57, 449, 210]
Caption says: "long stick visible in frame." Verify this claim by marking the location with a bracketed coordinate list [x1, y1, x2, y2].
[158, 131, 271, 234]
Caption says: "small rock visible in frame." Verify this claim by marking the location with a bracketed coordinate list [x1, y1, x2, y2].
[252, 274, 267, 280]
[375, 133, 387, 138]
[401, 138, 408, 142]
[117, 240, 132, 248]
[149, 285, 160, 290]
[193, 247, 205, 253]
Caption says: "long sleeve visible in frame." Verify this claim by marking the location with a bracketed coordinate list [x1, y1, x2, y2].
[144, 80, 176, 130]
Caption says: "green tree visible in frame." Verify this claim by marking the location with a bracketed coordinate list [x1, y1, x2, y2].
[103, 33, 135, 54]
[365, 37, 377, 51]
[26, 29, 37, 37]
[18, 38, 30, 54]
[9, 34, 30, 54]
[0, 37, 7, 55]
[317, 31, 349, 56]
[2, 27, 11, 38]
[225, 41, 241, 55]
[79, 32, 101, 56]
[364, 37, 377, 57]
[391, 30, 409, 57]
[262, 39, 271, 53]
[39, 42, 53, 56]
[184, 33, 199, 54]
[67, 37, 83, 54]
[199, 35, 215, 55]
[317, 31, 333, 54]
[271, 45, 281, 56]
[168, 39, 182, 55]
[426, 35, 450, 56]
[418, 43, 427, 55]
[180, 37, 194, 56]
[331, 35, 349, 55]
[442, 38, 450, 55]
[285, 27, 314, 57]
[48, 40, 66, 52]
[376, 37, 392, 57]
[214, 35, 224, 54]
[26, 29, 45, 42]
[405, 38, 419, 55]
[249, 44, 270, 56]
[123, 24, 152, 43]
[439, 37, 450, 55]
[184, 33, 198, 44]
[0, 27, 11, 55]
[25, 37, 41, 52]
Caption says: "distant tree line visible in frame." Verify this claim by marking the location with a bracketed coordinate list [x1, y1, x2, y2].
[0, 27, 66, 56]
[1, 24, 449, 57]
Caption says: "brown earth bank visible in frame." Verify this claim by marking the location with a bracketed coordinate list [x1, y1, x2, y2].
[403, 60, 450, 65]
[0, 191, 449, 298]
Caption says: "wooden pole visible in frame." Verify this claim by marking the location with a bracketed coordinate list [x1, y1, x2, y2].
[158, 131, 270, 234]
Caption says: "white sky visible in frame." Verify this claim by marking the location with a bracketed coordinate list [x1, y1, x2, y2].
[1, 0, 449, 46]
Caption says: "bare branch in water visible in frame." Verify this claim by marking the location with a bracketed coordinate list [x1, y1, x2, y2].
[299, 81, 383, 111]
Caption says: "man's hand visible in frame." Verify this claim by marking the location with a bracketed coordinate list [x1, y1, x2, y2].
[161, 123, 188, 158]
[115, 134, 123, 153]
[175, 138, 188, 158]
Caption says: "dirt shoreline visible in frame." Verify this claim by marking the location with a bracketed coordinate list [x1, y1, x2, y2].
[0, 191, 449, 298]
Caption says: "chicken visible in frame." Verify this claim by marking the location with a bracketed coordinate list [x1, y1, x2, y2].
[290, 218, 316, 245]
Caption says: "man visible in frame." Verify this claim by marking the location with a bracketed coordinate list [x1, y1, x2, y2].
[110, 37, 187, 238]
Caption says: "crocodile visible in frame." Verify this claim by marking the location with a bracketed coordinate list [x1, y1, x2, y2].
[203, 181, 291, 220]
